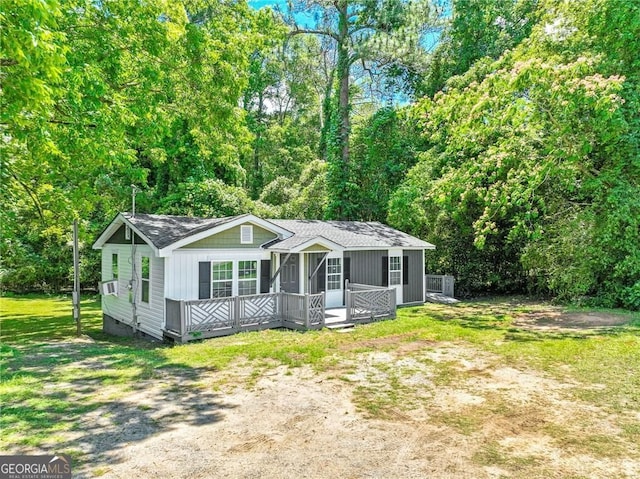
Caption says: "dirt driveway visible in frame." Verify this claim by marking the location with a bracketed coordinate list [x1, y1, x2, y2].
[71, 335, 639, 479]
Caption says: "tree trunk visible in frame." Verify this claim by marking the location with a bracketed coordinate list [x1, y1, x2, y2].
[335, 0, 351, 219]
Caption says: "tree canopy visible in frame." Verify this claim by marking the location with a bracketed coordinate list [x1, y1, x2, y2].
[389, 0, 640, 307]
[1, 0, 638, 309]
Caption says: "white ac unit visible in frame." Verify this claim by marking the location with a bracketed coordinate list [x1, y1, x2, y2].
[100, 280, 118, 296]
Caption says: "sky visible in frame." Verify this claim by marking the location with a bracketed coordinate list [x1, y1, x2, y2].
[248, 0, 285, 8]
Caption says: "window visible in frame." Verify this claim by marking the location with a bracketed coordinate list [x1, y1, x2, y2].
[141, 256, 150, 303]
[212, 261, 233, 298]
[327, 258, 341, 290]
[389, 256, 401, 286]
[238, 260, 257, 296]
[112, 253, 118, 279]
[240, 225, 253, 244]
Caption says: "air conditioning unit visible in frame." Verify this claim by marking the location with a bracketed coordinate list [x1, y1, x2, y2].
[100, 280, 118, 296]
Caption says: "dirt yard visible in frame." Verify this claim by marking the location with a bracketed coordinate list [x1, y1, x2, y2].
[66, 318, 639, 479]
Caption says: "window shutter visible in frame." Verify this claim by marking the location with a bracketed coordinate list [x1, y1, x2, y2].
[260, 260, 271, 293]
[198, 262, 211, 299]
[381, 256, 389, 287]
[343, 257, 351, 285]
[403, 256, 409, 285]
[316, 258, 326, 292]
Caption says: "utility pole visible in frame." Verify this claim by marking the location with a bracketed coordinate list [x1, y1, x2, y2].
[72, 219, 81, 335]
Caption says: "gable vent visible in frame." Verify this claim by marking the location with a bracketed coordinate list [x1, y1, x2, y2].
[241, 225, 253, 244]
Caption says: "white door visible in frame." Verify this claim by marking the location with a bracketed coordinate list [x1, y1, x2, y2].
[325, 253, 344, 308]
[388, 253, 403, 305]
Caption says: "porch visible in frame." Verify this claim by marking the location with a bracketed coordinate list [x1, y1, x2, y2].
[164, 283, 396, 342]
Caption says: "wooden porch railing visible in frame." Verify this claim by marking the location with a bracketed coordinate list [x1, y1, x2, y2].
[345, 282, 396, 322]
[165, 291, 325, 342]
[425, 274, 455, 297]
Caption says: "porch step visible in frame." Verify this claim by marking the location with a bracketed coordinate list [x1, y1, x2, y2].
[325, 322, 355, 331]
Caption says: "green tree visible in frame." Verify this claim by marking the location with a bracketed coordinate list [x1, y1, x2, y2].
[349, 107, 423, 221]
[390, 0, 640, 307]
[281, 0, 441, 219]
[1, 0, 263, 291]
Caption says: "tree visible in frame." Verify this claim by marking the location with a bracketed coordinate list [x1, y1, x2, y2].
[417, 0, 539, 98]
[280, 0, 441, 219]
[349, 106, 423, 221]
[0, 0, 264, 291]
[242, 32, 325, 199]
[389, 0, 640, 307]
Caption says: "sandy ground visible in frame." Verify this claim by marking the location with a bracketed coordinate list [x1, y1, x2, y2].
[63, 329, 638, 479]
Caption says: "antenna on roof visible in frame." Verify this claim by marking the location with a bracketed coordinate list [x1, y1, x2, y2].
[131, 184, 138, 217]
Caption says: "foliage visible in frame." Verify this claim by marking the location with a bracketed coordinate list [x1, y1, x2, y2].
[281, 0, 442, 219]
[390, 0, 640, 307]
[1, 0, 264, 291]
[260, 159, 328, 219]
[418, 0, 540, 98]
[349, 107, 424, 221]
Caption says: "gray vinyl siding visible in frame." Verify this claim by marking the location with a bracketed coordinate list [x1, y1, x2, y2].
[343, 250, 386, 287]
[403, 249, 424, 303]
[181, 224, 278, 249]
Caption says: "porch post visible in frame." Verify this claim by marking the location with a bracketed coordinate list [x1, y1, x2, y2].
[180, 300, 187, 343]
[233, 296, 241, 332]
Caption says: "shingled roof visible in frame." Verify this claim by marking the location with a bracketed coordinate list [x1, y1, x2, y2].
[268, 220, 434, 250]
[95, 213, 434, 251]
[122, 213, 240, 249]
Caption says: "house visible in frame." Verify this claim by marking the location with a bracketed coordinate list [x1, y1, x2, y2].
[92, 213, 436, 342]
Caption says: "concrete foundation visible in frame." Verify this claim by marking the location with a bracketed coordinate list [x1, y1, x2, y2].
[103, 313, 135, 338]
[103, 314, 162, 342]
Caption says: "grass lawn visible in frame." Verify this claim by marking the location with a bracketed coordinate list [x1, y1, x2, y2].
[1, 294, 639, 476]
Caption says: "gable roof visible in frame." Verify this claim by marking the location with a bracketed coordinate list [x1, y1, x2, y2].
[267, 220, 434, 250]
[93, 213, 434, 254]
[126, 213, 240, 250]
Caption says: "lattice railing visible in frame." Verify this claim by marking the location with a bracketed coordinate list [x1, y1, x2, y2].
[425, 275, 455, 297]
[238, 293, 279, 326]
[347, 287, 396, 322]
[307, 293, 325, 327]
[185, 297, 234, 332]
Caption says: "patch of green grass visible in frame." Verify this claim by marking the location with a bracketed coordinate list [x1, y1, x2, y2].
[437, 412, 481, 435]
[1, 294, 639, 457]
[0, 294, 103, 342]
[473, 440, 542, 470]
[544, 424, 629, 458]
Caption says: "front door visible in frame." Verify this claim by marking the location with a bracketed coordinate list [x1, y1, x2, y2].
[280, 254, 299, 293]
[388, 252, 403, 305]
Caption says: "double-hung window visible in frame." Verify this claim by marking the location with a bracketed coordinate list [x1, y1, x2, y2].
[238, 260, 257, 296]
[212, 261, 233, 298]
[389, 256, 401, 286]
[141, 256, 150, 303]
[327, 258, 342, 290]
